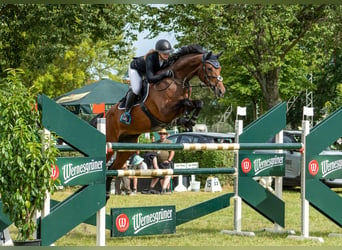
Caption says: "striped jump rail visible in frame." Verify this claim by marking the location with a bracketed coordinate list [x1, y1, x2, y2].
[108, 142, 303, 152]
[107, 167, 236, 177]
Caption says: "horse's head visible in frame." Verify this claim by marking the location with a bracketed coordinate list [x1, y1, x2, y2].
[200, 52, 225, 98]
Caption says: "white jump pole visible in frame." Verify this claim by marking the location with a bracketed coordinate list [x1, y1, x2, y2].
[221, 106, 254, 236]
[96, 118, 106, 246]
[287, 107, 323, 242]
[272, 130, 285, 232]
[42, 129, 51, 219]
[234, 117, 243, 232]
[302, 118, 311, 238]
[41, 128, 53, 245]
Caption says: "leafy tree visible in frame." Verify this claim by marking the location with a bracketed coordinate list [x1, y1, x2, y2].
[141, 4, 339, 116]
[33, 38, 134, 98]
[0, 4, 142, 90]
[317, 48, 342, 115]
[0, 69, 59, 240]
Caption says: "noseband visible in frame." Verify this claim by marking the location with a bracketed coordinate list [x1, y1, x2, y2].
[202, 54, 223, 91]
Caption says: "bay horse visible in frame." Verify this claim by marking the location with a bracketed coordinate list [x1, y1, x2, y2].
[105, 44, 225, 198]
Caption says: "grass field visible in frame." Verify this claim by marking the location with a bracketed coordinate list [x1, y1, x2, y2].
[33, 185, 342, 247]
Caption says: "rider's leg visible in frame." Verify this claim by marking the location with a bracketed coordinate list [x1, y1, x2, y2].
[120, 67, 142, 124]
[120, 91, 136, 124]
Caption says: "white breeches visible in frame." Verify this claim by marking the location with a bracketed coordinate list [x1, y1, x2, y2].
[129, 67, 142, 95]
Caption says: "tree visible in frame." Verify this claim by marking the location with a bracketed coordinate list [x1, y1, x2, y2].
[0, 4, 142, 90]
[317, 48, 342, 115]
[0, 69, 59, 241]
[32, 38, 134, 98]
[141, 4, 339, 115]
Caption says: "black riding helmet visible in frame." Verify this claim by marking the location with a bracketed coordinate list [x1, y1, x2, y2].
[155, 39, 173, 54]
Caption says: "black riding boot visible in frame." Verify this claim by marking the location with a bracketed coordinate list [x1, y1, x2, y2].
[120, 91, 137, 125]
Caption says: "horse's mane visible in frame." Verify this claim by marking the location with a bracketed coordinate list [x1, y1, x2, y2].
[168, 44, 207, 65]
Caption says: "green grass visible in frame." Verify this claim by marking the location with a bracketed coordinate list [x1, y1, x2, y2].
[38, 186, 342, 246]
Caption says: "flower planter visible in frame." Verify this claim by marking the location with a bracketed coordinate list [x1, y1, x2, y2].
[13, 239, 41, 246]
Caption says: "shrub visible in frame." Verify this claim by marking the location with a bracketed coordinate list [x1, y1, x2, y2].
[0, 69, 59, 240]
[173, 150, 235, 187]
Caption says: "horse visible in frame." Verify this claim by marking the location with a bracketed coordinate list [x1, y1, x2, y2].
[105, 44, 225, 199]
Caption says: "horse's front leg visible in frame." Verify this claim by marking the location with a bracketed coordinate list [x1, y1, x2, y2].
[176, 99, 203, 129]
[188, 99, 203, 127]
[176, 99, 194, 127]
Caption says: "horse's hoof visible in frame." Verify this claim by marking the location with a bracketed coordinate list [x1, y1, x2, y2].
[190, 119, 196, 127]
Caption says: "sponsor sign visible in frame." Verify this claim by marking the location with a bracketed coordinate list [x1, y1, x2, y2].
[111, 206, 176, 237]
[239, 153, 285, 177]
[307, 155, 342, 179]
[56, 157, 105, 186]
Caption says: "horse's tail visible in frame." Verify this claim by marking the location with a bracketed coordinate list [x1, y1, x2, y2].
[89, 113, 104, 128]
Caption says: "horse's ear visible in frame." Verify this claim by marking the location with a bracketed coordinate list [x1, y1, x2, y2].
[215, 52, 223, 59]
[205, 52, 212, 60]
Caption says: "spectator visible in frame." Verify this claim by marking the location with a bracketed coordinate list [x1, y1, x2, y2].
[128, 154, 148, 195]
[148, 128, 175, 194]
[140, 151, 160, 194]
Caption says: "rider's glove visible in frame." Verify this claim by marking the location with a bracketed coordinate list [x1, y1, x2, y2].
[163, 70, 173, 78]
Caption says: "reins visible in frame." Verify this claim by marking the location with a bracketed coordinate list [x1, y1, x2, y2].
[154, 70, 190, 92]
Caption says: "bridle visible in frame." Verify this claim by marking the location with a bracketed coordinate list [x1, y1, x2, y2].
[201, 54, 223, 92]
[156, 53, 223, 93]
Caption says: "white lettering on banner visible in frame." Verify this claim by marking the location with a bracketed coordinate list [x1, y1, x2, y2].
[253, 156, 284, 175]
[132, 209, 173, 234]
[62, 160, 103, 184]
[321, 159, 342, 178]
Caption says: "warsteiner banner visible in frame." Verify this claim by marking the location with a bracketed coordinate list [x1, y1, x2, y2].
[55, 157, 105, 186]
[239, 153, 285, 177]
[111, 206, 176, 237]
[307, 155, 342, 179]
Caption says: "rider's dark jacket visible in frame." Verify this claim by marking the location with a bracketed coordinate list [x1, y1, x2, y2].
[130, 51, 170, 83]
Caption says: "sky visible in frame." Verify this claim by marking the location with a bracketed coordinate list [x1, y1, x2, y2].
[132, 5, 178, 56]
[133, 30, 178, 57]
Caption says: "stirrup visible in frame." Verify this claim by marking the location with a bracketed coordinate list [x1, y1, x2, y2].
[120, 112, 131, 125]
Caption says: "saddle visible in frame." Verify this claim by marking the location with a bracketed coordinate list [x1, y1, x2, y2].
[118, 79, 149, 110]
[118, 79, 169, 130]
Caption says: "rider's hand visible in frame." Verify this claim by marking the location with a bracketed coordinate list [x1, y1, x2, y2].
[164, 70, 173, 78]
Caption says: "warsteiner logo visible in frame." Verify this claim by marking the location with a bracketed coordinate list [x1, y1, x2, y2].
[132, 208, 173, 234]
[240, 155, 284, 175]
[241, 158, 252, 173]
[321, 159, 342, 177]
[308, 160, 319, 176]
[51, 164, 59, 180]
[253, 156, 283, 175]
[61, 160, 103, 184]
[116, 214, 129, 232]
[111, 206, 176, 237]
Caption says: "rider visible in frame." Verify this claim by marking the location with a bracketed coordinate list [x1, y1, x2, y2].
[120, 39, 174, 125]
